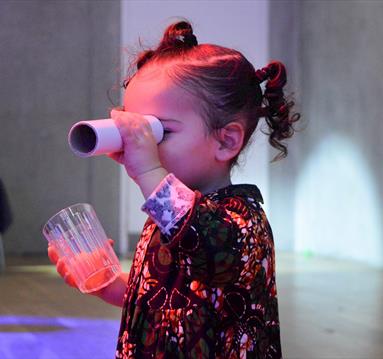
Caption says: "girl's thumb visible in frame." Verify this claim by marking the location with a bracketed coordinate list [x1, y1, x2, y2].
[107, 238, 115, 247]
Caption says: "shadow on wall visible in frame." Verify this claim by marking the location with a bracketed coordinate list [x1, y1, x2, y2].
[294, 133, 382, 268]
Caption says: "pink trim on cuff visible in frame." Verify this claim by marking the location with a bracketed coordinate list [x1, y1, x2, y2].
[140, 173, 195, 235]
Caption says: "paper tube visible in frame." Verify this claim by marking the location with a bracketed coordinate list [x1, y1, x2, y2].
[68, 115, 164, 157]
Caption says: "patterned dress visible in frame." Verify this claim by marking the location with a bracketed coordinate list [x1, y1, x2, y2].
[115, 174, 282, 359]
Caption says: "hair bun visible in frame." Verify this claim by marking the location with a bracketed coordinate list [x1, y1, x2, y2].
[131, 21, 197, 74]
[163, 21, 198, 48]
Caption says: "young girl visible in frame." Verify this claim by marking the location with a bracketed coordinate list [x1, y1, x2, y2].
[49, 20, 300, 359]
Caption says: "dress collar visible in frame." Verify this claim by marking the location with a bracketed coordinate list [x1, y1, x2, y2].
[205, 183, 264, 204]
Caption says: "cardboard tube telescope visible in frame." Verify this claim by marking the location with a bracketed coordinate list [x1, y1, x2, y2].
[68, 115, 163, 157]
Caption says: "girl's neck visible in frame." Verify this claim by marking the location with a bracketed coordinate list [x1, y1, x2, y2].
[200, 173, 232, 195]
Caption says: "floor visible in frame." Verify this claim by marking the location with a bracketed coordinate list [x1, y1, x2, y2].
[0, 252, 382, 359]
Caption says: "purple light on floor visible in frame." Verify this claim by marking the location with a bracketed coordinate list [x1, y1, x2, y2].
[0, 315, 120, 359]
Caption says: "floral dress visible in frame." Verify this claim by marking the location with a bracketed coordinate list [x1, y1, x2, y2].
[115, 174, 282, 359]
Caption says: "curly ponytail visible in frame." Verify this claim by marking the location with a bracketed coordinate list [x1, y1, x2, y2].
[255, 62, 301, 162]
[122, 19, 302, 165]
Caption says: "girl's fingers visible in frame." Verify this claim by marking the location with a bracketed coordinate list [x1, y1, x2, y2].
[56, 258, 68, 278]
[64, 273, 78, 288]
[108, 238, 115, 247]
[111, 109, 150, 141]
[57, 259, 78, 289]
[50, 237, 115, 291]
[47, 244, 58, 264]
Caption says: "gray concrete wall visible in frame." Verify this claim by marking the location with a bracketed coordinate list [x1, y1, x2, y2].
[268, 0, 303, 251]
[2, 0, 381, 266]
[0, 1, 121, 255]
[269, 0, 383, 266]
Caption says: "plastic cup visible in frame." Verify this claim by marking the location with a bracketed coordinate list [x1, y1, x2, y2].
[42, 203, 121, 293]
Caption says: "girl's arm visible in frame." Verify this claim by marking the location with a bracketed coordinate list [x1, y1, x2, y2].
[134, 166, 169, 200]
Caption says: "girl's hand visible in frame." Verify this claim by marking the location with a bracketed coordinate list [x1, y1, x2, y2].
[47, 243, 78, 289]
[47, 239, 115, 293]
[107, 109, 163, 181]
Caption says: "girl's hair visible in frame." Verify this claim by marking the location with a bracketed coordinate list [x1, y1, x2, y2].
[122, 19, 301, 165]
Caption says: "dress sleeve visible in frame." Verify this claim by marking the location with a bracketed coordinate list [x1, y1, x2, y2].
[141, 173, 253, 287]
[140, 173, 196, 236]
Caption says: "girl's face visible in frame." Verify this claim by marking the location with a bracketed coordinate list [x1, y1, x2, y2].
[123, 64, 223, 192]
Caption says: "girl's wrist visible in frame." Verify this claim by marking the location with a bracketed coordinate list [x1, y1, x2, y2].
[89, 272, 129, 307]
[134, 166, 169, 200]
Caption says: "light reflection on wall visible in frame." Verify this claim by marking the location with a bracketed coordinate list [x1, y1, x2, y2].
[294, 134, 382, 267]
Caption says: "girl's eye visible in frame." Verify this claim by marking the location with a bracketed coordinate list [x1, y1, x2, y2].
[163, 129, 172, 137]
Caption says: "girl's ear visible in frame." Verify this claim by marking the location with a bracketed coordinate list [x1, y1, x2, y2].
[215, 121, 245, 162]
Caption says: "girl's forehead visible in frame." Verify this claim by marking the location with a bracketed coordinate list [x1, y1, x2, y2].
[123, 66, 197, 114]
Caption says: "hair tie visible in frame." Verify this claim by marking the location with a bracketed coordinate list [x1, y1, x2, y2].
[254, 62, 286, 88]
[254, 67, 270, 84]
[174, 33, 198, 47]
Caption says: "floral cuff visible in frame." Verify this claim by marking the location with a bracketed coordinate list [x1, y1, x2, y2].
[141, 173, 196, 235]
